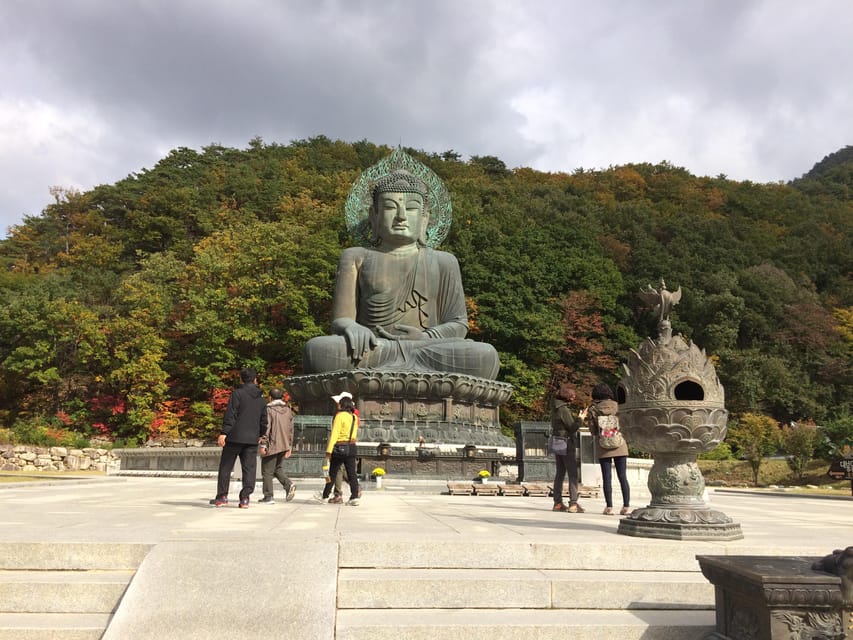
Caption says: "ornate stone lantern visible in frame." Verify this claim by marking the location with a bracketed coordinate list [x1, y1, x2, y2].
[617, 279, 742, 540]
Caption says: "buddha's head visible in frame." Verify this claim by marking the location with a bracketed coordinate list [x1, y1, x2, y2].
[369, 170, 430, 247]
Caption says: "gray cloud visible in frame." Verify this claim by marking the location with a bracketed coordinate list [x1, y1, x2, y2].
[1, 0, 852, 237]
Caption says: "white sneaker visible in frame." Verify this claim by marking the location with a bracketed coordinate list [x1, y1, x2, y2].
[347, 498, 360, 506]
[312, 491, 325, 502]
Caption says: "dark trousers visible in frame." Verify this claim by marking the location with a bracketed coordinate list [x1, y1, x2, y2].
[599, 455, 630, 508]
[552, 447, 579, 506]
[319, 468, 347, 498]
[260, 452, 292, 498]
[323, 452, 359, 500]
[216, 441, 258, 500]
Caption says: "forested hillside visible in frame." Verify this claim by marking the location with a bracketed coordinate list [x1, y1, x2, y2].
[1, 137, 851, 445]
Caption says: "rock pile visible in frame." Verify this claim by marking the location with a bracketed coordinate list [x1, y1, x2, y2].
[0, 444, 119, 472]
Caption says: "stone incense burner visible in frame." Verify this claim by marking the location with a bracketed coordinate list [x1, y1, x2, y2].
[616, 280, 742, 541]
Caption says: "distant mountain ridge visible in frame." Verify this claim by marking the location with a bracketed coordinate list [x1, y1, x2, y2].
[0, 137, 850, 446]
[793, 145, 853, 198]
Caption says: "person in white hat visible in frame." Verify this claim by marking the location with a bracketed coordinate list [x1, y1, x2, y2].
[314, 392, 358, 503]
[331, 391, 353, 405]
[319, 394, 361, 505]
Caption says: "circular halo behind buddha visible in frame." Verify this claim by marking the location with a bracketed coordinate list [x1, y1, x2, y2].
[344, 147, 452, 248]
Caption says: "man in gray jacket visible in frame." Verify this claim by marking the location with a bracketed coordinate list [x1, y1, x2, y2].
[257, 388, 296, 504]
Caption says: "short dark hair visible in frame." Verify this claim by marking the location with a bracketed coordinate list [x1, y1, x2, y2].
[339, 396, 355, 412]
[240, 367, 257, 383]
[555, 383, 575, 402]
[591, 383, 615, 401]
[270, 388, 284, 400]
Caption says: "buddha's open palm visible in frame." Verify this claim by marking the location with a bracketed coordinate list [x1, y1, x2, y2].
[376, 324, 425, 341]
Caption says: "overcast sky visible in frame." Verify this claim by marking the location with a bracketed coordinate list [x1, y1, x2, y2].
[2, 0, 852, 238]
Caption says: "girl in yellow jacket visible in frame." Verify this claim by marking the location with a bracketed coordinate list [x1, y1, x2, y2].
[321, 395, 360, 505]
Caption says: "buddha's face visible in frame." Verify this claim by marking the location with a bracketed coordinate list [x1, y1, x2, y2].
[371, 191, 427, 247]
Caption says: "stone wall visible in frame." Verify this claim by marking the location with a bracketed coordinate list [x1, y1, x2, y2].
[0, 444, 119, 473]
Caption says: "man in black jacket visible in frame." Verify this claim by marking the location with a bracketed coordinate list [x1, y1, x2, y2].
[210, 368, 268, 508]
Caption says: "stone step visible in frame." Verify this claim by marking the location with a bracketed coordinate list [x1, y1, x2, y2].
[338, 568, 714, 610]
[0, 612, 111, 640]
[336, 608, 716, 640]
[339, 540, 721, 571]
[0, 542, 147, 640]
[0, 569, 135, 613]
[0, 542, 151, 571]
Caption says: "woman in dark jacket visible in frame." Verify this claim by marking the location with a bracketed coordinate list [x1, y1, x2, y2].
[586, 383, 631, 515]
[550, 383, 584, 513]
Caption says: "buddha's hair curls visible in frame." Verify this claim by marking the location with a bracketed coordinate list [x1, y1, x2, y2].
[371, 170, 428, 201]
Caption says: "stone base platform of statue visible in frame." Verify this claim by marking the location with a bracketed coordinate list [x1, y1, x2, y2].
[285, 369, 514, 447]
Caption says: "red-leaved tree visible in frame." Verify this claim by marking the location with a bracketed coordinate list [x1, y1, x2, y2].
[551, 290, 619, 401]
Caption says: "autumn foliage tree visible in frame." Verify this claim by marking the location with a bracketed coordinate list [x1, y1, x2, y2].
[727, 413, 782, 485]
[779, 421, 822, 480]
[551, 290, 621, 399]
[0, 138, 850, 445]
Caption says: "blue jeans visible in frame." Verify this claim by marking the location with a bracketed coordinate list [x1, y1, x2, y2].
[599, 455, 630, 508]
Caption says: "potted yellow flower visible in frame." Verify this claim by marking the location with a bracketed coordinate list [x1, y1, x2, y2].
[372, 467, 386, 489]
[477, 469, 491, 484]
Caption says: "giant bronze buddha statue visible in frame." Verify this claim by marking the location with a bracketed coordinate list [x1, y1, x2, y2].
[287, 149, 512, 447]
[303, 167, 499, 379]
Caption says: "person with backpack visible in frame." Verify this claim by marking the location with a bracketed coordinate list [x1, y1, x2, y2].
[585, 382, 631, 516]
[549, 383, 585, 513]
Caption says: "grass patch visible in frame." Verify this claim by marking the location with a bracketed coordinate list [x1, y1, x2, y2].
[699, 458, 850, 493]
[0, 475, 42, 484]
[0, 471, 106, 484]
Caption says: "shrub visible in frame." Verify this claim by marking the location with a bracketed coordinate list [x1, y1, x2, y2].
[819, 412, 853, 458]
[780, 421, 821, 480]
[11, 416, 56, 446]
[186, 401, 218, 439]
[727, 413, 781, 485]
[112, 436, 141, 449]
[9, 416, 91, 448]
[700, 442, 734, 461]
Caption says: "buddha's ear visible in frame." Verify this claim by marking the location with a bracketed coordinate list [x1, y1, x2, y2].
[418, 212, 430, 246]
[367, 203, 382, 246]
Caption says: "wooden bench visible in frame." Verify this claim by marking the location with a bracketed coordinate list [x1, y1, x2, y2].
[446, 482, 474, 495]
[497, 483, 525, 496]
[544, 483, 601, 498]
[473, 482, 500, 496]
[521, 482, 550, 497]
[579, 484, 601, 498]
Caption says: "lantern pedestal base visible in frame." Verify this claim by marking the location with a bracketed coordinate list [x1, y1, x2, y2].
[618, 505, 743, 541]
